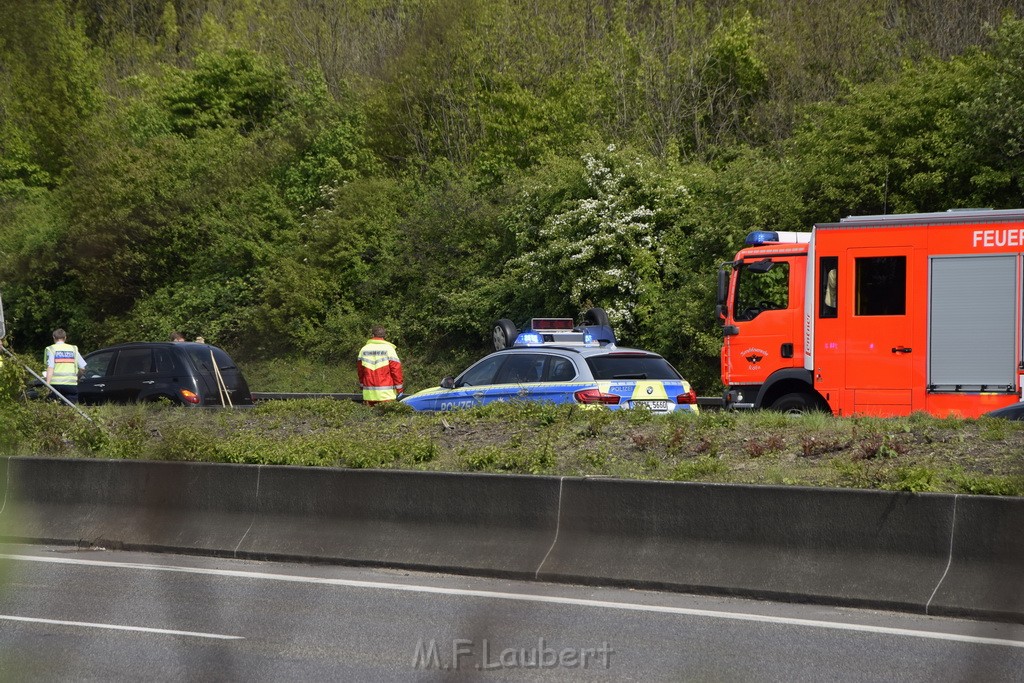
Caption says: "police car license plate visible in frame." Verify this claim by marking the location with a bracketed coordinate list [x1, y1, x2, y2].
[634, 400, 669, 411]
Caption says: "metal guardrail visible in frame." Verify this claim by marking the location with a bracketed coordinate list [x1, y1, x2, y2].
[253, 391, 725, 408]
[252, 392, 363, 402]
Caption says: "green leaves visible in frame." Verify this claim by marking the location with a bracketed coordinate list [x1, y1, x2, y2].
[0, 0, 101, 182]
[162, 50, 288, 137]
[792, 57, 979, 216]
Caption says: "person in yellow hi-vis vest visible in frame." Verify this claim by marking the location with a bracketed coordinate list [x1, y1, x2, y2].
[44, 328, 87, 404]
[357, 325, 403, 404]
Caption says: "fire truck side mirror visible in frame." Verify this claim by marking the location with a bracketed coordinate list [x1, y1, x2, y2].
[716, 270, 729, 307]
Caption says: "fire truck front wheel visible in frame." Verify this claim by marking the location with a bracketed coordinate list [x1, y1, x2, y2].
[772, 392, 824, 415]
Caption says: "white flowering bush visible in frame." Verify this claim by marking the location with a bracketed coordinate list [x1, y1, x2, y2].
[504, 146, 666, 338]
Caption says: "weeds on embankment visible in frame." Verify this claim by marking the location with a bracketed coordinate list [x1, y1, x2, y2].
[1, 399, 1022, 496]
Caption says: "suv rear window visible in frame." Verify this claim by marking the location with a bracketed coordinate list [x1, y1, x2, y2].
[585, 354, 682, 380]
[186, 347, 238, 374]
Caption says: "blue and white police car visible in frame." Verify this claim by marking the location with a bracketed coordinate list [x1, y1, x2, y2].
[401, 315, 699, 414]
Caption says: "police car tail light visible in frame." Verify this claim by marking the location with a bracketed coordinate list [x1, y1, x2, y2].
[179, 388, 201, 404]
[676, 389, 698, 404]
[574, 388, 621, 405]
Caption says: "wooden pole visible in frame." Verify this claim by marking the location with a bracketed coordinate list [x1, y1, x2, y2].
[210, 349, 233, 408]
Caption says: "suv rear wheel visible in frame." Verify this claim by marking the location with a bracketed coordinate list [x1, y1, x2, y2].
[583, 307, 610, 327]
[492, 319, 518, 350]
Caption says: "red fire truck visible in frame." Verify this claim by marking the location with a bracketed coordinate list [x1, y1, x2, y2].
[716, 208, 1024, 417]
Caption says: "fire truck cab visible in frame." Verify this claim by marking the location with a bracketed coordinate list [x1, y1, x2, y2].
[717, 208, 1024, 417]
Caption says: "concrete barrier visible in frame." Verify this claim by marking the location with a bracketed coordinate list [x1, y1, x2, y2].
[0, 458, 260, 554]
[235, 466, 561, 574]
[0, 457, 1020, 623]
[926, 494, 1024, 622]
[0, 457, 560, 577]
[537, 479, 956, 612]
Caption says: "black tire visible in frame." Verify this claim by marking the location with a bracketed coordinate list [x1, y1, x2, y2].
[771, 392, 822, 415]
[492, 319, 518, 350]
[583, 307, 610, 327]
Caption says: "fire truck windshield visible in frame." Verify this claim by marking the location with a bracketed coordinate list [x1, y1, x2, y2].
[734, 260, 790, 321]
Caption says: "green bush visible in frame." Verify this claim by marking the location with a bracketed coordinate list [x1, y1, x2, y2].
[885, 466, 937, 493]
[0, 352, 29, 403]
[671, 455, 727, 481]
[951, 470, 1024, 497]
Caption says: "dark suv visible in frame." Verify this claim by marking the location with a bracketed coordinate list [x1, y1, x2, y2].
[70, 342, 253, 406]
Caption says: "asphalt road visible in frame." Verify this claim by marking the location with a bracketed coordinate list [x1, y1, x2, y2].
[0, 544, 1021, 681]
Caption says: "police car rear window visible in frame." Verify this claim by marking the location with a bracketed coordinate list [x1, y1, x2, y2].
[585, 355, 682, 380]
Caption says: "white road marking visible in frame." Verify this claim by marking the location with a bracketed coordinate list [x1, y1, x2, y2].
[2, 552, 1021, 649]
[0, 614, 243, 640]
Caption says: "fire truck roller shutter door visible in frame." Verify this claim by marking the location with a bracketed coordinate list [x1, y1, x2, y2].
[929, 254, 1016, 392]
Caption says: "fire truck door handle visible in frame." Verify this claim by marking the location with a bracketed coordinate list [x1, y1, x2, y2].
[891, 346, 912, 354]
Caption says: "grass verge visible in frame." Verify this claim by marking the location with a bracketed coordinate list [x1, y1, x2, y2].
[1, 399, 1022, 496]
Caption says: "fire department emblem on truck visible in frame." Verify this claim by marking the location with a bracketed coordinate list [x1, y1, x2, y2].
[742, 348, 768, 365]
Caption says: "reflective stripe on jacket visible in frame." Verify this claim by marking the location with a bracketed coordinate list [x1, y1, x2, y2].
[45, 342, 84, 385]
[357, 338, 403, 402]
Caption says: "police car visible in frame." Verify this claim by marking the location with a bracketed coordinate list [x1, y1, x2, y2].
[401, 315, 699, 414]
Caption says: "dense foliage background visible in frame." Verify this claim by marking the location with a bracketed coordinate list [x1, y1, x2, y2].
[3, 0, 1024, 392]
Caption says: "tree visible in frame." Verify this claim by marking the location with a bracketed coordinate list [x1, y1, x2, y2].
[161, 49, 288, 136]
[792, 53, 987, 217]
[962, 17, 1024, 205]
[0, 0, 101, 184]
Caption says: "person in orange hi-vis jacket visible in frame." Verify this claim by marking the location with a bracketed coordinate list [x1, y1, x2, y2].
[357, 325, 404, 404]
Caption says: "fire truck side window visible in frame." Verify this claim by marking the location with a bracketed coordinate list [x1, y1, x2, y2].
[819, 257, 838, 319]
[734, 261, 790, 321]
[855, 256, 906, 316]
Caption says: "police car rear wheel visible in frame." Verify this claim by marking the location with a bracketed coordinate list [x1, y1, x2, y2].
[493, 319, 518, 350]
